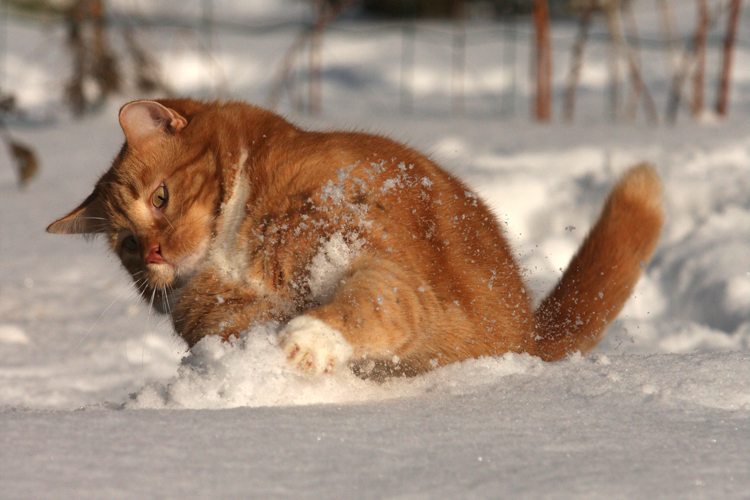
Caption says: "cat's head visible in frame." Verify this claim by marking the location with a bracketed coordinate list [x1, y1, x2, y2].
[47, 99, 223, 310]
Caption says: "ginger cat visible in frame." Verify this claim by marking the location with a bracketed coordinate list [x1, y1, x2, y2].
[48, 99, 664, 378]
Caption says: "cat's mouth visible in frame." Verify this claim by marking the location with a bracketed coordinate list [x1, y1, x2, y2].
[138, 239, 210, 295]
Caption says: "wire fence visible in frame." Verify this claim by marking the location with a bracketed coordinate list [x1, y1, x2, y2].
[1, 2, 748, 124]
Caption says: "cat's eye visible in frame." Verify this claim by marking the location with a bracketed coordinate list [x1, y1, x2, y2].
[151, 184, 168, 209]
[122, 235, 138, 253]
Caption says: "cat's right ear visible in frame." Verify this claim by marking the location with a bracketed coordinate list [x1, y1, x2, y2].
[46, 189, 107, 235]
[118, 100, 188, 149]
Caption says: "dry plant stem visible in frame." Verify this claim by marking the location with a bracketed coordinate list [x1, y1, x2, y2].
[266, 32, 308, 111]
[622, 2, 642, 121]
[66, 0, 86, 116]
[666, 1, 724, 124]
[604, 0, 622, 121]
[621, 2, 658, 125]
[266, 0, 356, 111]
[0, 117, 39, 186]
[626, 55, 658, 125]
[666, 50, 694, 124]
[309, 0, 324, 116]
[91, 0, 119, 95]
[716, 0, 743, 116]
[563, 5, 592, 123]
[533, 0, 552, 121]
[691, 0, 709, 117]
[65, 0, 120, 116]
[124, 27, 170, 94]
[657, 0, 680, 72]
[603, 1, 656, 124]
[451, 20, 466, 118]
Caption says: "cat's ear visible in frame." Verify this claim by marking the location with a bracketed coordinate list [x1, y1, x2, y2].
[46, 189, 107, 235]
[118, 100, 188, 149]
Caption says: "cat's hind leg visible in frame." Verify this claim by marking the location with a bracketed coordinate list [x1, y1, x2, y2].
[280, 254, 458, 376]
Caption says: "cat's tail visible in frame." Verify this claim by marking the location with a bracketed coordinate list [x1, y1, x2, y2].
[533, 163, 664, 361]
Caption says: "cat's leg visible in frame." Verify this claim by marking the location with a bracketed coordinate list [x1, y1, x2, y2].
[280, 254, 458, 376]
[172, 269, 282, 348]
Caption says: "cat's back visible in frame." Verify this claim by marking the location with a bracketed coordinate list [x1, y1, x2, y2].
[244, 122, 533, 348]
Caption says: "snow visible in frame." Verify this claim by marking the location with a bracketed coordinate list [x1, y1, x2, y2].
[308, 231, 362, 303]
[2, 1, 750, 498]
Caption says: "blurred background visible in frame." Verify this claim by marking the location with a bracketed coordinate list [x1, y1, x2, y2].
[0, 0, 747, 184]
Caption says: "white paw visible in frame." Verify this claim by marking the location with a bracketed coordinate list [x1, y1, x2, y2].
[279, 316, 353, 376]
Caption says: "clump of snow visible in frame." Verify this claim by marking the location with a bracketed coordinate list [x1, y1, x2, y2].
[128, 322, 543, 409]
[127, 322, 750, 412]
[307, 231, 362, 303]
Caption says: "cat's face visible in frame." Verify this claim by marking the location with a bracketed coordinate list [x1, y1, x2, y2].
[48, 100, 221, 310]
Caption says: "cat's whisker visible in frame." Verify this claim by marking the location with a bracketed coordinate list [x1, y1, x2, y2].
[159, 285, 171, 318]
[129, 282, 150, 315]
[162, 213, 176, 232]
[134, 278, 151, 306]
[73, 279, 145, 350]
[189, 208, 221, 227]
[140, 286, 159, 385]
[148, 287, 157, 318]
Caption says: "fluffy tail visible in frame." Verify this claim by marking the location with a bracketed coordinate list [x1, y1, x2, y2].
[534, 163, 664, 361]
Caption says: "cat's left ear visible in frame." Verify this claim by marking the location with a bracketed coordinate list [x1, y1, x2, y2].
[46, 189, 107, 235]
[119, 100, 188, 149]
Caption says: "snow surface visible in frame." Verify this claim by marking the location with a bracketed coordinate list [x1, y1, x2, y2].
[2, 2, 750, 498]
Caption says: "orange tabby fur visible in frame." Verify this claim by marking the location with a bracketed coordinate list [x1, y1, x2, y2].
[48, 99, 664, 378]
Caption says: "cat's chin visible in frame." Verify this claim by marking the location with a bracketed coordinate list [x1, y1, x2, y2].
[145, 262, 176, 289]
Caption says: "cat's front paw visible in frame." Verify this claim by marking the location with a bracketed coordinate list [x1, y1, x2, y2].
[279, 316, 353, 376]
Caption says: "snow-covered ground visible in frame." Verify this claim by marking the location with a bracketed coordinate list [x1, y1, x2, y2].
[1, 2, 750, 498]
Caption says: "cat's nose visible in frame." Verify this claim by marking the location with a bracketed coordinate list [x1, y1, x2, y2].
[145, 244, 166, 265]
